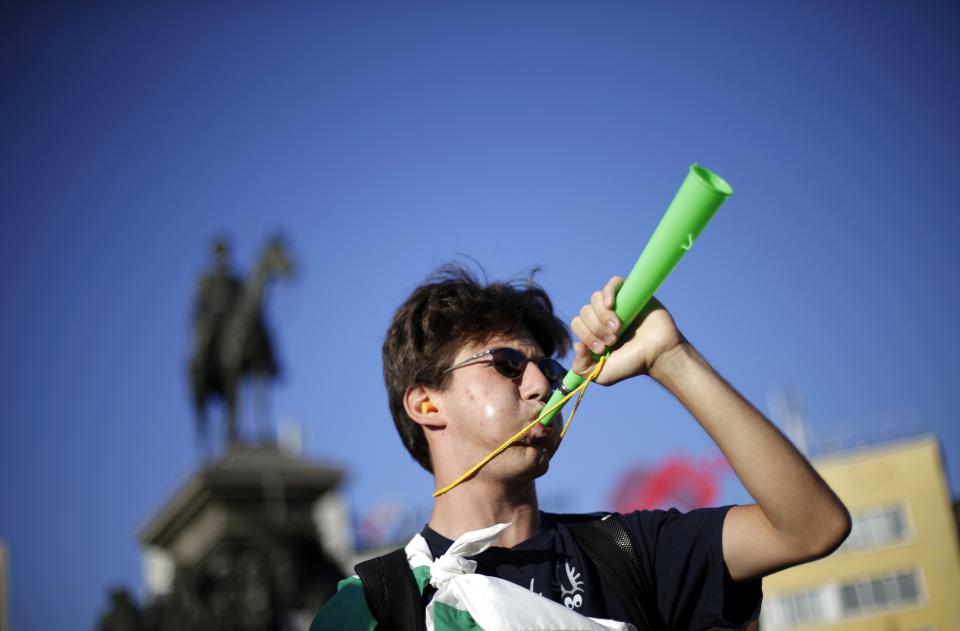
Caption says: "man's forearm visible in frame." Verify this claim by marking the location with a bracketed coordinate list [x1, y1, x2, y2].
[649, 342, 849, 552]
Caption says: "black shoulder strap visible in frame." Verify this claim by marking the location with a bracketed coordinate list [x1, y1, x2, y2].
[563, 514, 660, 631]
[355, 548, 426, 631]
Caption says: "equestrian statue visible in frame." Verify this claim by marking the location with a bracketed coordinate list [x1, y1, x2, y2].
[189, 236, 294, 453]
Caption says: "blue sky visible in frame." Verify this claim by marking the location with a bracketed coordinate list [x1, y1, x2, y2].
[2, 2, 958, 629]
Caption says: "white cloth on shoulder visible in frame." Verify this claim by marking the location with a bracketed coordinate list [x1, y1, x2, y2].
[404, 522, 636, 631]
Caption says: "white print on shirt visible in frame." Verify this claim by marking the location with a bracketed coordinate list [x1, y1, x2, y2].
[528, 578, 542, 596]
[556, 562, 585, 610]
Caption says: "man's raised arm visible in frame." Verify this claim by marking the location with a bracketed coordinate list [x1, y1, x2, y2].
[648, 342, 850, 581]
[570, 275, 851, 581]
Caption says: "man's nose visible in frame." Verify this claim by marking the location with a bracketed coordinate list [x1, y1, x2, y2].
[521, 361, 551, 402]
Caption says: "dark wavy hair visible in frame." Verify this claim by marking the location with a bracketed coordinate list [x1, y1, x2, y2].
[382, 264, 570, 472]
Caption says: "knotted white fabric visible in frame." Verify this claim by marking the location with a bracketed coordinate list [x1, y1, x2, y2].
[428, 522, 510, 589]
[404, 523, 636, 631]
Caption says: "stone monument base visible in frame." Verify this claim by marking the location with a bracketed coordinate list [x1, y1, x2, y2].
[127, 446, 347, 631]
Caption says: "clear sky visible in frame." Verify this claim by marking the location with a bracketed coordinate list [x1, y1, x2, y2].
[2, 2, 958, 629]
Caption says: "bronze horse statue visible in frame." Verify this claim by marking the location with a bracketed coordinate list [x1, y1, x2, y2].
[189, 236, 294, 452]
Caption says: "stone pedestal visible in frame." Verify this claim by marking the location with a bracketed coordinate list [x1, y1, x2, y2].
[136, 446, 347, 631]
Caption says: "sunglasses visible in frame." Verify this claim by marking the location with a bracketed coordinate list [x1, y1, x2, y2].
[443, 347, 566, 387]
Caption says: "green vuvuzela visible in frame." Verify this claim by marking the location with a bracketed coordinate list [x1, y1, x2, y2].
[540, 164, 733, 426]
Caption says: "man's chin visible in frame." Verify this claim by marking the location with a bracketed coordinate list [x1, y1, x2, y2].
[519, 446, 553, 479]
[531, 458, 551, 478]
[491, 440, 557, 484]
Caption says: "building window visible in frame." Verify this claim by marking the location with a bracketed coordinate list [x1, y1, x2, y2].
[763, 569, 925, 629]
[763, 587, 827, 629]
[838, 503, 910, 553]
[839, 569, 922, 617]
[782, 589, 825, 627]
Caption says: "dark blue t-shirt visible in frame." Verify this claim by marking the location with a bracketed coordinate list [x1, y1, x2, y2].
[420, 507, 761, 630]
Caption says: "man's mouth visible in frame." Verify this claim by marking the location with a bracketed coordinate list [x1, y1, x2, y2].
[523, 413, 555, 442]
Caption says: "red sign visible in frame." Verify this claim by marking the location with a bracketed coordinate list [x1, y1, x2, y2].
[609, 452, 730, 513]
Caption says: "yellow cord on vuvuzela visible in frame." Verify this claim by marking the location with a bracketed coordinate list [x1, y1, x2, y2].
[433, 354, 608, 497]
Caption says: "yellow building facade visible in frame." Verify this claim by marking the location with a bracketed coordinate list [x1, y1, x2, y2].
[761, 435, 960, 630]
[1, 540, 6, 631]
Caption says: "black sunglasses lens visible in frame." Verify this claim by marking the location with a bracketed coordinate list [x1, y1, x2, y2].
[490, 349, 565, 384]
[539, 359, 566, 385]
[491, 348, 527, 379]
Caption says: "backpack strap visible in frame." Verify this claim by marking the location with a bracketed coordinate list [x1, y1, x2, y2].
[562, 514, 660, 631]
[354, 548, 426, 631]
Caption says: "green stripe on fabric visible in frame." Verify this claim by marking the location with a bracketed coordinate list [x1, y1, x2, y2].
[309, 576, 376, 631]
[432, 601, 484, 631]
[411, 565, 432, 593]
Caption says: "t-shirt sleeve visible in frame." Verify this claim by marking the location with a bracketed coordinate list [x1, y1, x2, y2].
[619, 505, 761, 630]
[309, 575, 377, 631]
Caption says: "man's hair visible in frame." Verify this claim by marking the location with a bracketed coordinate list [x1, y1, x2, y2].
[382, 264, 571, 472]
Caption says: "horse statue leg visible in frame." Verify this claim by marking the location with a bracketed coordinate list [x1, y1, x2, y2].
[194, 405, 210, 457]
[190, 365, 211, 457]
[224, 371, 240, 447]
[252, 377, 273, 445]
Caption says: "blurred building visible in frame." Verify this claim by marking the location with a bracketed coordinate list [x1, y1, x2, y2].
[760, 434, 960, 630]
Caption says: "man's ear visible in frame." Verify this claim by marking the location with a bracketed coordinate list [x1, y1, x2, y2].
[404, 384, 445, 429]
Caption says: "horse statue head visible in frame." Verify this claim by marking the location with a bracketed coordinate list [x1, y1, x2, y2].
[257, 235, 295, 281]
